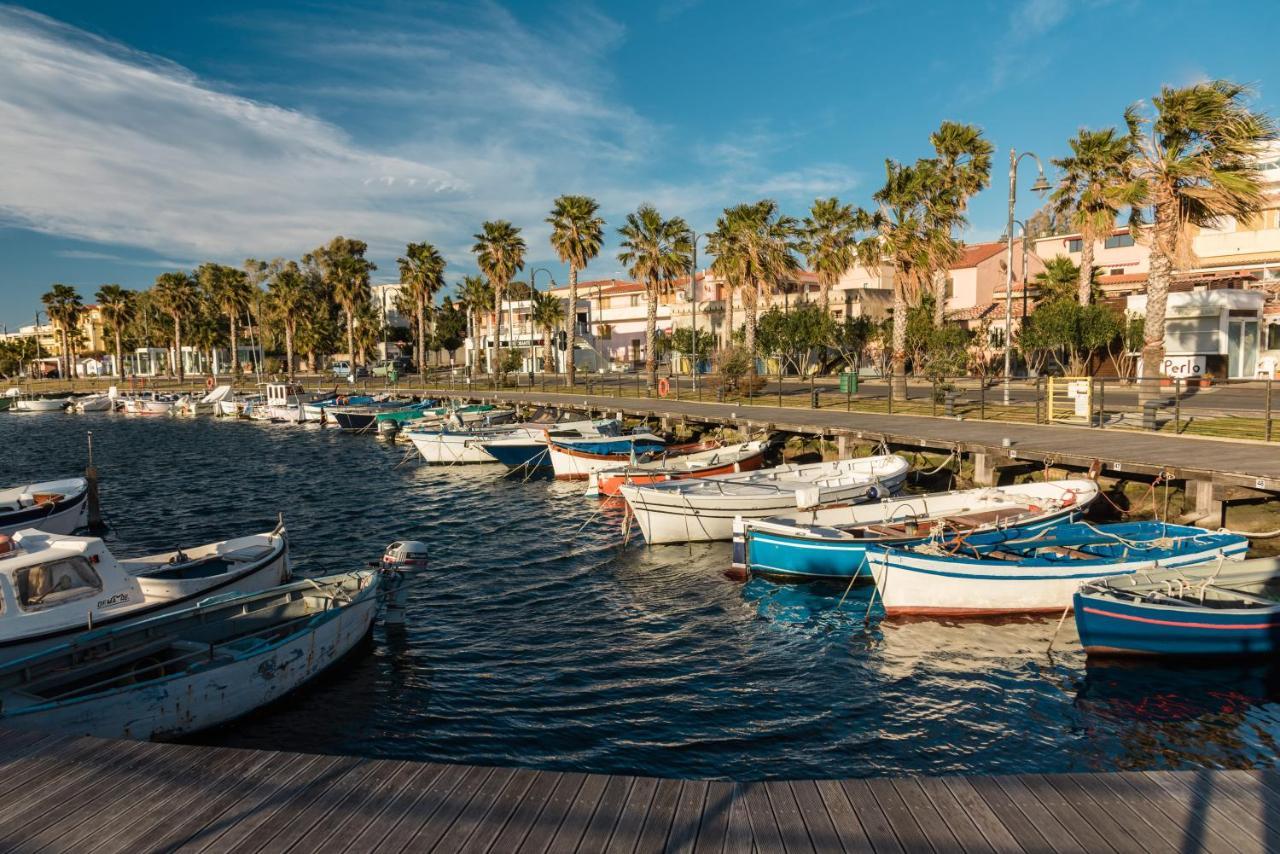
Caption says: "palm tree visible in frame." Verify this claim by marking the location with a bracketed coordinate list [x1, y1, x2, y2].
[198, 263, 253, 377]
[1033, 255, 1084, 303]
[1125, 80, 1276, 397]
[95, 284, 135, 378]
[800, 197, 862, 311]
[397, 242, 446, 375]
[706, 217, 744, 349]
[152, 271, 199, 380]
[530, 289, 562, 374]
[1052, 127, 1144, 305]
[617, 205, 692, 391]
[456, 275, 493, 375]
[924, 122, 993, 324]
[707, 201, 798, 378]
[472, 221, 526, 375]
[267, 261, 308, 379]
[312, 237, 376, 372]
[40, 284, 82, 379]
[547, 195, 605, 385]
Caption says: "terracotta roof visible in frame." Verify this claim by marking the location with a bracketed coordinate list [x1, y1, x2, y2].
[949, 242, 1007, 269]
[948, 300, 1033, 322]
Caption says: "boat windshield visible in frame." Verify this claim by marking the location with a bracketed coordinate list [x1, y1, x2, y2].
[13, 558, 103, 611]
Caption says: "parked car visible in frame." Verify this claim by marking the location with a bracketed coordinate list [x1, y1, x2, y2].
[371, 356, 413, 377]
[331, 361, 369, 379]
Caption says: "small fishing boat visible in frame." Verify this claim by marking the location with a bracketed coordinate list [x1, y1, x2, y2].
[71, 392, 114, 412]
[1074, 557, 1280, 656]
[479, 420, 624, 470]
[173, 384, 233, 417]
[406, 418, 610, 465]
[303, 394, 374, 422]
[587, 439, 771, 497]
[0, 568, 381, 740]
[546, 433, 669, 480]
[0, 523, 291, 661]
[0, 478, 89, 537]
[864, 522, 1249, 618]
[732, 479, 1100, 581]
[327, 398, 429, 431]
[121, 392, 176, 416]
[14, 396, 70, 412]
[619, 455, 911, 545]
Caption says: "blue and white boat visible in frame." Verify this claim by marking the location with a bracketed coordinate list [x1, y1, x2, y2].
[546, 433, 668, 480]
[864, 522, 1249, 617]
[1074, 556, 1280, 656]
[732, 479, 1099, 581]
[482, 419, 623, 470]
[406, 418, 616, 465]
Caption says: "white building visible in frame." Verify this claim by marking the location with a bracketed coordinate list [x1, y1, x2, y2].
[1127, 285, 1267, 379]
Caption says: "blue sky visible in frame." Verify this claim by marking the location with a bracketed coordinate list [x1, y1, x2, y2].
[2, 0, 1278, 329]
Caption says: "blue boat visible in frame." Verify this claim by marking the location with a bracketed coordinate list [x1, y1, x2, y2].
[733, 479, 1098, 581]
[480, 420, 623, 470]
[1074, 556, 1280, 656]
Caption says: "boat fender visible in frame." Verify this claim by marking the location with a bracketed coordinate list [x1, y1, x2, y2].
[866, 485, 880, 501]
[206, 376, 215, 390]
[0, 535, 13, 558]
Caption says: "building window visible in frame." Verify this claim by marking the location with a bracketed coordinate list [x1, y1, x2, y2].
[1110, 268, 1125, 276]
[1104, 233, 1135, 249]
[944, 278, 954, 300]
[1067, 239, 1083, 252]
[629, 295, 640, 307]
[1165, 317, 1219, 354]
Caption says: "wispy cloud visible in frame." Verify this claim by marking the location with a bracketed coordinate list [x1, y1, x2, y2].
[56, 249, 192, 267]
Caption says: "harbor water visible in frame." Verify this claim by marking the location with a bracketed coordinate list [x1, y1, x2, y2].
[6, 412, 1280, 780]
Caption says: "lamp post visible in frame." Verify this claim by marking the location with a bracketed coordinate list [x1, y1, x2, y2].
[1003, 148, 1051, 406]
[531, 267, 555, 375]
[687, 230, 702, 391]
[1013, 219, 1031, 329]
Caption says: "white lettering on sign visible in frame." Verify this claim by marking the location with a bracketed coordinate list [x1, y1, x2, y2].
[1258, 478, 1267, 489]
[1161, 356, 1206, 377]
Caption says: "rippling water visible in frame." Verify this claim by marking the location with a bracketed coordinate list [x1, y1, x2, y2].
[6, 410, 1280, 780]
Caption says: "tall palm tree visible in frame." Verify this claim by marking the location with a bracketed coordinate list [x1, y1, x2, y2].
[800, 197, 862, 311]
[617, 205, 692, 391]
[198, 263, 253, 376]
[398, 242, 446, 374]
[312, 237, 376, 372]
[472, 221, 526, 375]
[1052, 127, 1145, 306]
[529, 289, 562, 374]
[40, 284, 82, 379]
[95, 284, 134, 378]
[547, 195, 605, 385]
[706, 216, 744, 349]
[457, 275, 493, 374]
[924, 122, 993, 324]
[1125, 80, 1276, 397]
[267, 261, 308, 379]
[708, 201, 799, 378]
[152, 271, 199, 380]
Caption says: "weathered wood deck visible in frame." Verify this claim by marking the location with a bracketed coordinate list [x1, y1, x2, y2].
[446, 389, 1280, 494]
[3, 728, 1278, 852]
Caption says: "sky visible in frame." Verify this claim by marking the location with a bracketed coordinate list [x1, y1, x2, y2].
[2, 0, 1279, 329]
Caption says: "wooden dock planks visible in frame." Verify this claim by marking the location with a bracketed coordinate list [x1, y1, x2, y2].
[0, 732, 1276, 853]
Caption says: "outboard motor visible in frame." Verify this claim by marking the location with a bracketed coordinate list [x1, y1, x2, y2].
[380, 540, 428, 625]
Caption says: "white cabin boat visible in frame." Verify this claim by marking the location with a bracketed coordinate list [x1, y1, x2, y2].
[0, 479, 89, 538]
[0, 524, 290, 661]
[121, 393, 175, 416]
[261, 383, 333, 422]
[619, 455, 911, 544]
[14, 397, 70, 412]
[0, 569, 379, 740]
[72, 391, 115, 412]
[173, 384, 232, 417]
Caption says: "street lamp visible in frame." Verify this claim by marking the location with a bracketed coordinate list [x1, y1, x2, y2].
[1003, 148, 1051, 405]
[1013, 219, 1032, 328]
[530, 267, 556, 376]
[686, 230, 702, 391]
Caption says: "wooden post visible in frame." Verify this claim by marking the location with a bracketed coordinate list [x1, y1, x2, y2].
[1190, 479, 1225, 528]
[973, 452, 996, 486]
[837, 434, 850, 459]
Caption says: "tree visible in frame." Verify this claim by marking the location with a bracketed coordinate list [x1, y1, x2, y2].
[617, 205, 692, 391]
[40, 284, 82, 379]
[706, 201, 799, 380]
[925, 122, 994, 324]
[472, 221, 526, 375]
[529, 288, 562, 374]
[547, 195, 604, 386]
[1018, 299, 1125, 374]
[670, 327, 715, 374]
[1034, 254, 1086, 303]
[800, 197, 861, 311]
[152, 271, 199, 379]
[1125, 81, 1276, 397]
[198, 263, 253, 376]
[267, 261, 308, 379]
[95, 284, 134, 378]
[456, 275, 493, 374]
[827, 315, 873, 371]
[1052, 127, 1144, 305]
[398, 242, 446, 374]
[756, 300, 834, 376]
[311, 237, 376, 372]
[432, 297, 468, 361]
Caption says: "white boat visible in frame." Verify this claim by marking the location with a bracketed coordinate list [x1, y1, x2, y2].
[618, 455, 912, 544]
[173, 384, 232, 417]
[14, 397, 70, 412]
[406, 418, 607, 465]
[217, 393, 262, 418]
[0, 569, 379, 740]
[864, 521, 1249, 617]
[546, 433, 670, 480]
[263, 383, 334, 423]
[121, 393, 175, 416]
[586, 439, 772, 497]
[0, 524, 291, 661]
[0, 478, 89, 538]
[72, 391, 115, 412]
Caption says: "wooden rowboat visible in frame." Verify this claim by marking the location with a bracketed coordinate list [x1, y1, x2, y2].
[586, 439, 771, 497]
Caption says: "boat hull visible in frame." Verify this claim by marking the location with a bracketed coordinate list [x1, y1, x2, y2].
[407, 431, 499, 464]
[0, 480, 89, 538]
[482, 439, 552, 469]
[14, 399, 69, 412]
[1074, 592, 1280, 656]
[592, 447, 768, 497]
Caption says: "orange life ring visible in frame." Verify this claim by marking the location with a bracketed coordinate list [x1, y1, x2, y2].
[205, 376, 215, 390]
[657, 378, 670, 398]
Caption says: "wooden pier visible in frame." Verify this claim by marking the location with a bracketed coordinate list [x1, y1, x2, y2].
[2, 728, 1277, 852]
